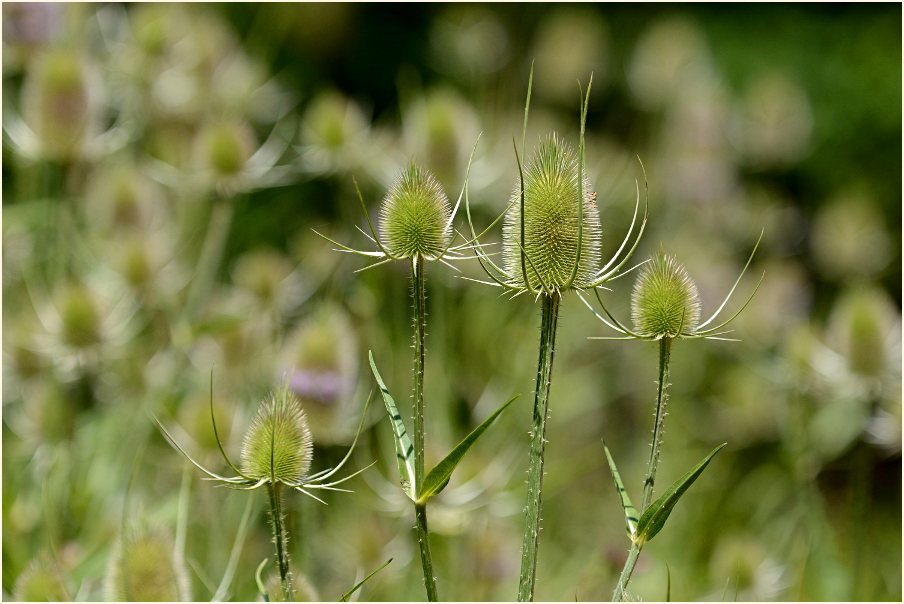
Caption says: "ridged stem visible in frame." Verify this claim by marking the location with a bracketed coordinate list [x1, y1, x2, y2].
[518, 292, 561, 602]
[613, 337, 672, 601]
[267, 483, 292, 602]
[415, 502, 437, 601]
[411, 255, 438, 601]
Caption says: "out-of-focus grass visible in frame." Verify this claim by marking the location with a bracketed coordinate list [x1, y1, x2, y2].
[2, 3, 900, 601]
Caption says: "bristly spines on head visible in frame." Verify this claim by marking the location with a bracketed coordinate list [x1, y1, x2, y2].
[379, 162, 452, 261]
[502, 133, 602, 293]
[241, 389, 314, 484]
[631, 250, 701, 339]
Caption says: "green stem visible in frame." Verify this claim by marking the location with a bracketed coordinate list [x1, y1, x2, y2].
[518, 292, 561, 602]
[412, 255, 427, 488]
[612, 546, 642, 602]
[415, 502, 437, 601]
[642, 338, 672, 511]
[411, 255, 438, 601]
[612, 337, 672, 601]
[267, 483, 292, 602]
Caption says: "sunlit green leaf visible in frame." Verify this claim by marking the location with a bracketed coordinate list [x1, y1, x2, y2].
[418, 394, 519, 502]
[339, 558, 392, 602]
[636, 443, 726, 544]
[602, 440, 639, 539]
[369, 351, 416, 500]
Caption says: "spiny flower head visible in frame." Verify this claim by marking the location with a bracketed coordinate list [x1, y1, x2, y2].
[631, 251, 701, 339]
[13, 556, 70, 603]
[155, 378, 373, 503]
[105, 529, 189, 602]
[502, 133, 601, 292]
[464, 69, 648, 300]
[241, 389, 313, 484]
[583, 232, 764, 343]
[22, 48, 97, 160]
[379, 162, 452, 260]
[196, 120, 256, 176]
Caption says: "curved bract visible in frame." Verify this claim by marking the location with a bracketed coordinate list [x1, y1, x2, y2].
[380, 162, 452, 260]
[503, 134, 601, 292]
[582, 230, 765, 343]
[464, 67, 648, 300]
[154, 378, 375, 503]
[631, 251, 701, 340]
[312, 140, 482, 275]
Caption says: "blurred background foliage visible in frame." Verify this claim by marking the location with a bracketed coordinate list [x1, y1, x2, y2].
[2, 3, 900, 601]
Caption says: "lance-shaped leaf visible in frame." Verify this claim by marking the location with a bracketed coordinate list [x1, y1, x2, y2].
[636, 443, 726, 545]
[369, 351, 416, 500]
[339, 558, 393, 602]
[602, 440, 639, 539]
[417, 394, 520, 503]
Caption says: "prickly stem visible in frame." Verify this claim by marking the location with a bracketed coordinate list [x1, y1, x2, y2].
[518, 292, 561, 601]
[613, 337, 673, 601]
[411, 255, 438, 600]
[267, 483, 292, 602]
[642, 337, 672, 511]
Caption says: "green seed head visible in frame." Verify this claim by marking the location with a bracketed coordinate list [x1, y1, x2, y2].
[240, 390, 313, 483]
[106, 530, 189, 602]
[631, 251, 701, 339]
[22, 48, 95, 159]
[379, 162, 452, 260]
[58, 285, 101, 349]
[13, 556, 70, 602]
[502, 134, 601, 291]
[197, 120, 256, 176]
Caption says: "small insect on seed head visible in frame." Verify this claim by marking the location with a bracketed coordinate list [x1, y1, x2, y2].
[241, 389, 314, 485]
[379, 162, 452, 261]
[631, 250, 701, 340]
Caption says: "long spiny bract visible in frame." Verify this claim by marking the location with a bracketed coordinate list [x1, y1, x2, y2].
[502, 134, 601, 293]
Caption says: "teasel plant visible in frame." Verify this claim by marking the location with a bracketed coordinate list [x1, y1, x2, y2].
[578, 235, 764, 601]
[462, 65, 648, 601]
[315, 149, 519, 601]
[155, 377, 375, 601]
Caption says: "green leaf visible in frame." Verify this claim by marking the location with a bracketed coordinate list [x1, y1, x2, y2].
[636, 443, 726, 545]
[369, 351, 416, 500]
[339, 558, 392, 602]
[418, 394, 520, 503]
[254, 559, 269, 602]
[602, 440, 639, 539]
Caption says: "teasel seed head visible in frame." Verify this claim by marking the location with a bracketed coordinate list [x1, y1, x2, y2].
[58, 284, 101, 349]
[379, 162, 452, 260]
[13, 556, 70, 602]
[196, 120, 256, 176]
[105, 529, 189, 602]
[502, 133, 601, 292]
[22, 48, 97, 160]
[241, 389, 314, 484]
[631, 250, 701, 339]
